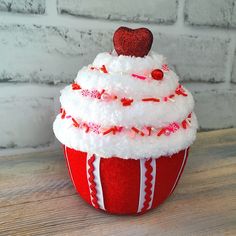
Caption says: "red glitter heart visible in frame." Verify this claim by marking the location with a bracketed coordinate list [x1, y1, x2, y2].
[151, 69, 164, 80]
[113, 27, 153, 57]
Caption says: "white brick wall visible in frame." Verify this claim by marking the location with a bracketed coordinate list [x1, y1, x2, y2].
[0, 24, 112, 83]
[0, 0, 236, 153]
[154, 34, 230, 82]
[0, 0, 45, 14]
[57, 0, 178, 24]
[185, 0, 236, 28]
[194, 90, 236, 130]
[0, 84, 63, 150]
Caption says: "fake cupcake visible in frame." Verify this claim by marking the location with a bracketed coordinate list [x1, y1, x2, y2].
[53, 27, 198, 215]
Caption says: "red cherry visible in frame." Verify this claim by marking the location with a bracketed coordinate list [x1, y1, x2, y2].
[151, 69, 164, 80]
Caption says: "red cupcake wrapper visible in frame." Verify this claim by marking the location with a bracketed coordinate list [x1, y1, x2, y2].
[63, 146, 189, 215]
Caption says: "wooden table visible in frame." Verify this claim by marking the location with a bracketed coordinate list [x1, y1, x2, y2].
[0, 129, 236, 236]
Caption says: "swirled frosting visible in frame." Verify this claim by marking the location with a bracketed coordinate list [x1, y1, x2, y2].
[53, 51, 198, 159]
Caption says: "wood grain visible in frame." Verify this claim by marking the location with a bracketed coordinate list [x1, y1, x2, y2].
[0, 129, 236, 236]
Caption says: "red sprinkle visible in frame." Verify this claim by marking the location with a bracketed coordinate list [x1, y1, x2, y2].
[176, 85, 188, 97]
[157, 129, 165, 137]
[116, 126, 123, 132]
[182, 120, 187, 129]
[142, 98, 160, 102]
[83, 123, 90, 133]
[146, 127, 152, 136]
[72, 118, 79, 127]
[99, 89, 105, 97]
[132, 127, 140, 133]
[121, 98, 133, 106]
[131, 74, 147, 80]
[100, 65, 108, 74]
[131, 127, 145, 136]
[103, 126, 120, 135]
[61, 109, 66, 119]
[72, 83, 81, 90]
[103, 128, 114, 135]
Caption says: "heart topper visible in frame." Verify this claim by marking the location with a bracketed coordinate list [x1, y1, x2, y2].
[113, 27, 153, 57]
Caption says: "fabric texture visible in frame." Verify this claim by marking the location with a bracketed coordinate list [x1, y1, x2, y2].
[64, 146, 189, 215]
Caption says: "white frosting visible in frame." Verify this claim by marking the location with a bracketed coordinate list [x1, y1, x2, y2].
[53, 113, 198, 159]
[53, 51, 198, 159]
[60, 86, 194, 127]
[75, 66, 179, 99]
[92, 51, 167, 75]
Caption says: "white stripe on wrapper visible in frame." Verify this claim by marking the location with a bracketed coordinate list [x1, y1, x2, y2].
[137, 158, 156, 213]
[148, 159, 156, 210]
[93, 155, 105, 210]
[138, 159, 146, 213]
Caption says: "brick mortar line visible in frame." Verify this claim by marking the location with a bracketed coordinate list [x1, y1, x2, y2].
[0, 83, 63, 98]
[183, 82, 235, 93]
[0, 11, 236, 39]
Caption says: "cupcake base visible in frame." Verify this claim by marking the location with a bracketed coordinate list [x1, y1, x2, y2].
[63, 146, 189, 215]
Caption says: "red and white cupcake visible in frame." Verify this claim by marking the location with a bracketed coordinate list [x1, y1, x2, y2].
[53, 27, 198, 215]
